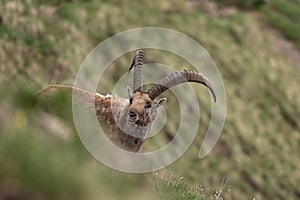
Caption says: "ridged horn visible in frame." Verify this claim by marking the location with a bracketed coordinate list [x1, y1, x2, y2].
[129, 50, 144, 92]
[147, 69, 217, 102]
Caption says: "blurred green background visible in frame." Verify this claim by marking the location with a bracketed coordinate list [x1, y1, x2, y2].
[1, 0, 300, 199]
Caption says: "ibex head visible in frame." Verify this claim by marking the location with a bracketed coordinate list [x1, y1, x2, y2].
[126, 50, 166, 126]
[126, 50, 216, 127]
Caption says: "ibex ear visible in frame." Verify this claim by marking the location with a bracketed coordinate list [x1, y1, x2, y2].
[126, 86, 133, 97]
[154, 98, 167, 108]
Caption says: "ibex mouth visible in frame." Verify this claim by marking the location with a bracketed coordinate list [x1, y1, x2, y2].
[128, 119, 147, 127]
[136, 121, 148, 127]
[128, 117, 137, 123]
[128, 119, 137, 124]
[127, 111, 138, 124]
[127, 116, 148, 127]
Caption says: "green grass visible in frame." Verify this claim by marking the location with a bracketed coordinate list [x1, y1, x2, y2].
[1, 0, 300, 199]
[260, 0, 300, 49]
[155, 176, 230, 200]
[0, 133, 83, 199]
[215, 0, 300, 49]
[214, 0, 266, 9]
[155, 177, 206, 200]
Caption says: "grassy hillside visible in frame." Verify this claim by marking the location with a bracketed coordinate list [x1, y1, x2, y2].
[261, 0, 300, 50]
[1, 0, 300, 199]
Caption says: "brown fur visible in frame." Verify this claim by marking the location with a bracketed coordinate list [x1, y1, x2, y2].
[39, 85, 158, 152]
[94, 92, 154, 152]
[39, 68, 215, 152]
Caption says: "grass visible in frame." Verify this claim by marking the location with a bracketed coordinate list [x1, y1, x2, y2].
[1, 0, 300, 199]
[155, 176, 206, 200]
[215, 0, 300, 49]
[260, 0, 300, 49]
[155, 176, 230, 200]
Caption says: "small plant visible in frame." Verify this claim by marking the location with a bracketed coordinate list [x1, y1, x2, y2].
[155, 176, 206, 200]
[154, 175, 229, 200]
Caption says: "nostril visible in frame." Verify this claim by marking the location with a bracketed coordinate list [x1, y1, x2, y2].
[129, 111, 137, 118]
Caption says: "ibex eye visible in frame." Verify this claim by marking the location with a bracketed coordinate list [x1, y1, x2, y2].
[129, 97, 133, 104]
[145, 103, 152, 109]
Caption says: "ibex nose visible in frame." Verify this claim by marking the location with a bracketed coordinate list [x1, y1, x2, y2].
[129, 111, 137, 118]
[128, 110, 139, 122]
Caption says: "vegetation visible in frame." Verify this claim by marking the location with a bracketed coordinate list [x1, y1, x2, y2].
[0, 0, 300, 199]
[261, 0, 300, 49]
[155, 177, 206, 200]
[215, 0, 266, 9]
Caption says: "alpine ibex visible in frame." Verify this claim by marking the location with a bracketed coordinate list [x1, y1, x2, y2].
[39, 50, 216, 152]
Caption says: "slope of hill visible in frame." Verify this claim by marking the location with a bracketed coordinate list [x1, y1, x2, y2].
[0, 0, 299, 199]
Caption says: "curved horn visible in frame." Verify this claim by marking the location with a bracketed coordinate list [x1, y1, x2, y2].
[129, 50, 144, 92]
[147, 69, 217, 102]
